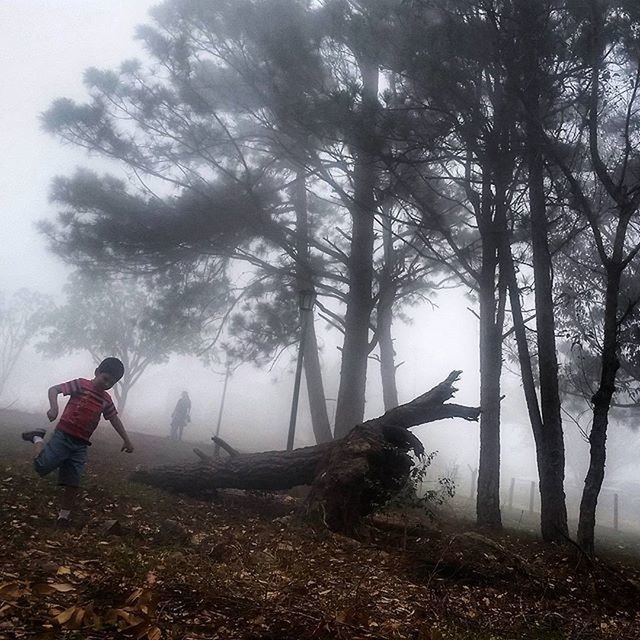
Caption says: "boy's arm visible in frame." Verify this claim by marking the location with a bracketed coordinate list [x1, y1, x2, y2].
[109, 415, 134, 453]
[47, 385, 62, 421]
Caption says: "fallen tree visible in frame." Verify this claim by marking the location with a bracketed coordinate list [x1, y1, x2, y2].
[132, 371, 479, 532]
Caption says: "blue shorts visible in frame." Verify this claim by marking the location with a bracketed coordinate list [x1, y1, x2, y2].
[34, 430, 88, 487]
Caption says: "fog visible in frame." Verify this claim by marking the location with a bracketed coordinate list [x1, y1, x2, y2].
[3, 1, 640, 542]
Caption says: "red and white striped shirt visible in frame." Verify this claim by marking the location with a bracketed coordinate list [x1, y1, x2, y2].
[56, 378, 118, 443]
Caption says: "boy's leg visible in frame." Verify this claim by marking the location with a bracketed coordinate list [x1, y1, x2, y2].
[59, 485, 79, 516]
[56, 437, 88, 524]
[26, 430, 69, 480]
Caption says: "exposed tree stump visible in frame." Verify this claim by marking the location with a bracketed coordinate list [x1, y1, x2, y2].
[132, 371, 479, 533]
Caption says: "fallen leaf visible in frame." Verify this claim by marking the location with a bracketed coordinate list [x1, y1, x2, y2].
[0, 582, 23, 600]
[55, 606, 77, 625]
[147, 626, 162, 640]
[33, 584, 56, 595]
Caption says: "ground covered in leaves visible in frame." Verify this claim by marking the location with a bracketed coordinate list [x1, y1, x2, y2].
[1, 411, 640, 639]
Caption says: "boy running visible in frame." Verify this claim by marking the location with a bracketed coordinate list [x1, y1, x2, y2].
[21, 357, 134, 526]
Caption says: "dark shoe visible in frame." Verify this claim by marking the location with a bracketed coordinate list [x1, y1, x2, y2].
[21, 429, 46, 442]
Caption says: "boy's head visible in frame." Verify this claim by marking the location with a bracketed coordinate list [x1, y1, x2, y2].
[93, 357, 125, 390]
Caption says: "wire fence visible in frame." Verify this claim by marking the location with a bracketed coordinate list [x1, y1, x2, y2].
[451, 469, 634, 533]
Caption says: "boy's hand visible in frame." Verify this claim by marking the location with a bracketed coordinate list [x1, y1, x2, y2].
[46, 407, 58, 422]
[121, 441, 134, 453]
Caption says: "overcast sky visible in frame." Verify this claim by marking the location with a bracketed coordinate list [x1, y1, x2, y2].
[0, 1, 156, 295]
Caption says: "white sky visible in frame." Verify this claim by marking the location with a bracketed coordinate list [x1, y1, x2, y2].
[0, 1, 156, 294]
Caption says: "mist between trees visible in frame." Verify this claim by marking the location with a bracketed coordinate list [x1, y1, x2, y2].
[4, 0, 640, 555]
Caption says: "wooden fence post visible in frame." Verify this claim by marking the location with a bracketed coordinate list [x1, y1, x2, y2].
[529, 481, 535, 514]
[508, 477, 515, 509]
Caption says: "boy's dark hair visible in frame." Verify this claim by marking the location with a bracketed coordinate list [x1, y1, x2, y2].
[97, 357, 125, 382]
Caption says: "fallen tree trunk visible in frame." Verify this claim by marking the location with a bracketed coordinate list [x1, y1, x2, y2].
[132, 371, 479, 532]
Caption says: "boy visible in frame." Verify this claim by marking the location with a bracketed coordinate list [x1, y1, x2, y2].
[21, 357, 134, 526]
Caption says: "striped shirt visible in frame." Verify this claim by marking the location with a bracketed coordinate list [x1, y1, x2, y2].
[55, 378, 118, 443]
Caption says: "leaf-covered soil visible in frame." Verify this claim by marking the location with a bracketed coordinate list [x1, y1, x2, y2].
[1, 410, 640, 639]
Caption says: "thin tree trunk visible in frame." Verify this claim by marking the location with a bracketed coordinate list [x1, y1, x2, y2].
[303, 318, 333, 443]
[514, 0, 569, 543]
[378, 291, 398, 411]
[378, 208, 399, 410]
[293, 171, 332, 444]
[334, 59, 379, 437]
[114, 377, 130, 415]
[475, 166, 504, 529]
[577, 269, 621, 554]
[501, 236, 569, 541]
[476, 249, 503, 529]
[527, 130, 569, 541]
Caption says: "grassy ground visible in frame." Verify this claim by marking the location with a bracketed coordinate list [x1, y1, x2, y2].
[1, 410, 640, 639]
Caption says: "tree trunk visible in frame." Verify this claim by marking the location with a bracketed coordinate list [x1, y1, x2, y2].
[304, 317, 333, 443]
[475, 172, 504, 530]
[292, 170, 332, 444]
[378, 290, 398, 411]
[515, 0, 569, 543]
[502, 237, 569, 541]
[577, 269, 621, 554]
[378, 208, 399, 410]
[527, 130, 569, 541]
[133, 371, 480, 533]
[334, 59, 379, 438]
[113, 376, 130, 416]
[477, 268, 503, 529]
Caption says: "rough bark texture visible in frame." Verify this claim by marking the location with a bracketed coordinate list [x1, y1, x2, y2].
[577, 271, 622, 554]
[132, 371, 480, 533]
[303, 318, 333, 443]
[293, 170, 333, 445]
[526, 128, 569, 542]
[334, 58, 379, 438]
[476, 170, 505, 530]
[517, 0, 569, 542]
[378, 210, 399, 411]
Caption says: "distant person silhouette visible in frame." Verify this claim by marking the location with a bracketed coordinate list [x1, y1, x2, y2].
[170, 391, 191, 441]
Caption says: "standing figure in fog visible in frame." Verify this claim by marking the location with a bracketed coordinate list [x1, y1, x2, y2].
[20, 357, 134, 527]
[170, 391, 191, 441]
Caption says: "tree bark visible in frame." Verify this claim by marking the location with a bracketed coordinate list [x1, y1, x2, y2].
[113, 376, 131, 416]
[132, 371, 480, 532]
[476, 171, 504, 530]
[334, 58, 379, 438]
[303, 318, 333, 443]
[577, 268, 622, 554]
[514, 0, 569, 543]
[377, 290, 398, 411]
[293, 170, 332, 444]
[378, 211, 399, 410]
[526, 129, 569, 541]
